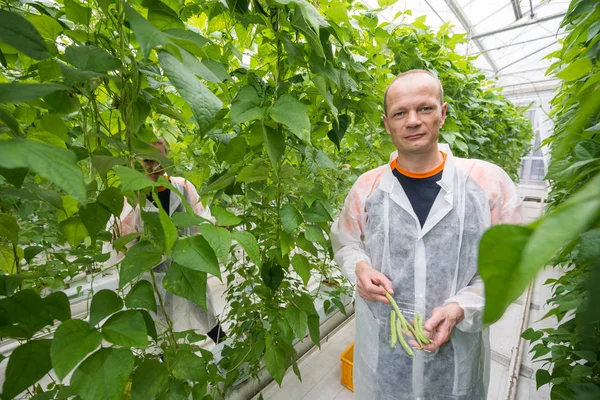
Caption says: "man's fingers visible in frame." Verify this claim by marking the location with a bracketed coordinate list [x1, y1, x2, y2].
[424, 308, 444, 331]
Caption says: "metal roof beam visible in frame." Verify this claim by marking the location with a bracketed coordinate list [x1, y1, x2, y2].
[443, 0, 499, 73]
[472, 32, 566, 55]
[471, 12, 566, 40]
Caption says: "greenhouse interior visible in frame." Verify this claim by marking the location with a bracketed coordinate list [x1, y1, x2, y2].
[0, 0, 598, 399]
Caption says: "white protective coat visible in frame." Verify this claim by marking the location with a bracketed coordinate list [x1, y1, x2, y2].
[103, 176, 218, 334]
[331, 144, 524, 399]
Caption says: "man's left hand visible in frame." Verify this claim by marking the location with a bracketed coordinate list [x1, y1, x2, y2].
[414, 303, 464, 351]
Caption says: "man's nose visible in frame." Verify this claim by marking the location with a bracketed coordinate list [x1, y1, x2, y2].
[406, 110, 421, 127]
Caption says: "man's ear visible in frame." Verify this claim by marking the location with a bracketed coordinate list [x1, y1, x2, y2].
[440, 102, 448, 126]
[382, 113, 391, 135]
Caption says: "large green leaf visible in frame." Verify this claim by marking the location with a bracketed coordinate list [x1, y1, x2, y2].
[171, 350, 207, 382]
[230, 85, 265, 125]
[172, 236, 220, 278]
[101, 310, 148, 348]
[260, 260, 284, 291]
[64, 45, 120, 73]
[0, 213, 19, 246]
[124, 4, 170, 59]
[97, 187, 124, 217]
[158, 51, 223, 134]
[131, 360, 169, 400]
[281, 203, 303, 233]
[291, 253, 311, 286]
[119, 240, 162, 288]
[0, 245, 17, 274]
[199, 224, 231, 264]
[42, 291, 71, 322]
[50, 319, 102, 380]
[232, 230, 261, 266]
[479, 225, 533, 324]
[40, 114, 68, 141]
[270, 94, 311, 142]
[163, 262, 207, 309]
[0, 84, 67, 104]
[125, 280, 157, 312]
[262, 123, 285, 170]
[0, 289, 53, 338]
[71, 348, 134, 400]
[113, 165, 156, 192]
[210, 205, 242, 226]
[2, 340, 52, 399]
[0, 140, 86, 203]
[64, 0, 91, 25]
[555, 58, 593, 81]
[79, 202, 111, 240]
[89, 289, 124, 327]
[285, 306, 308, 339]
[58, 216, 89, 247]
[0, 10, 50, 60]
[26, 15, 63, 41]
[264, 333, 288, 385]
[0, 106, 23, 137]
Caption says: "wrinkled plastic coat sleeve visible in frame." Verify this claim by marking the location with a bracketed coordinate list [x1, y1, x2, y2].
[444, 168, 526, 332]
[331, 171, 381, 284]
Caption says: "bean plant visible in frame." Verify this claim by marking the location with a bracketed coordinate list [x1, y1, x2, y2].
[0, 0, 533, 398]
[478, 0, 600, 398]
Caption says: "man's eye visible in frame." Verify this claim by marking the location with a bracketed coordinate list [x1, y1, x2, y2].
[421, 107, 432, 112]
[395, 112, 405, 117]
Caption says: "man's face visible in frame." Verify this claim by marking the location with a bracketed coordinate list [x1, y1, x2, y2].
[141, 142, 167, 182]
[382, 74, 447, 157]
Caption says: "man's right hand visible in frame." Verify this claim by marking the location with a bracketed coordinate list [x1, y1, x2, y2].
[356, 260, 394, 304]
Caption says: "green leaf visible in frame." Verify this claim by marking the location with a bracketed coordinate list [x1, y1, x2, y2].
[2, 340, 52, 399]
[101, 310, 148, 348]
[270, 94, 311, 143]
[158, 51, 223, 134]
[119, 240, 162, 288]
[163, 262, 207, 309]
[479, 225, 534, 324]
[114, 165, 156, 192]
[64, 0, 90, 25]
[0, 140, 86, 203]
[378, 0, 398, 6]
[315, 150, 336, 170]
[260, 260, 284, 290]
[92, 155, 126, 179]
[172, 350, 206, 382]
[230, 85, 265, 125]
[125, 280, 157, 312]
[124, 4, 170, 59]
[281, 203, 303, 233]
[64, 45, 120, 73]
[305, 224, 327, 246]
[97, 187, 124, 217]
[171, 211, 208, 227]
[71, 348, 134, 400]
[199, 224, 231, 264]
[262, 123, 285, 170]
[555, 58, 593, 81]
[51, 319, 102, 380]
[131, 360, 169, 400]
[59, 217, 89, 247]
[285, 307, 308, 339]
[0, 213, 19, 246]
[80, 202, 111, 240]
[291, 253, 311, 286]
[535, 368, 551, 389]
[573, 351, 597, 363]
[113, 232, 141, 253]
[89, 289, 123, 327]
[0, 289, 53, 338]
[40, 114, 68, 141]
[571, 364, 593, 378]
[0, 245, 17, 274]
[303, 199, 332, 223]
[264, 333, 288, 385]
[520, 327, 543, 342]
[232, 230, 261, 266]
[0, 106, 22, 136]
[26, 15, 63, 41]
[211, 205, 242, 226]
[237, 165, 269, 183]
[138, 309, 157, 340]
[154, 194, 177, 255]
[0, 10, 50, 60]
[172, 236, 221, 278]
[24, 246, 44, 263]
[307, 314, 320, 346]
[43, 292, 71, 322]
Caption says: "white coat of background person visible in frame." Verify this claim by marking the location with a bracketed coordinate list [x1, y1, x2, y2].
[331, 70, 525, 399]
[103, 139, 225, 343]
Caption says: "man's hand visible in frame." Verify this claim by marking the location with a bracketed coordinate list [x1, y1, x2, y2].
[356, 260, 394, 304]
[416, 303, 464, 351]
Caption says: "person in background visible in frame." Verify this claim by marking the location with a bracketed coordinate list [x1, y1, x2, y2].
[331, 70, 525, 399]
[104, 138, 227, 344]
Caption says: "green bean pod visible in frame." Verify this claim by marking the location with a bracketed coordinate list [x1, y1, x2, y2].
[395, 315, 414, 357]
[390, 311, 397, 348]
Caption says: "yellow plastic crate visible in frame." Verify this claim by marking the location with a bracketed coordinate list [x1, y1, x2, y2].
[340, 342, 354, 392]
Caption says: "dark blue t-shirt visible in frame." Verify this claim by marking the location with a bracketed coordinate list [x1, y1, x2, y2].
[392, 169, 443, 227]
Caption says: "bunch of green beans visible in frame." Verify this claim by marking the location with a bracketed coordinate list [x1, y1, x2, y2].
[380, 286, 432, 357]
